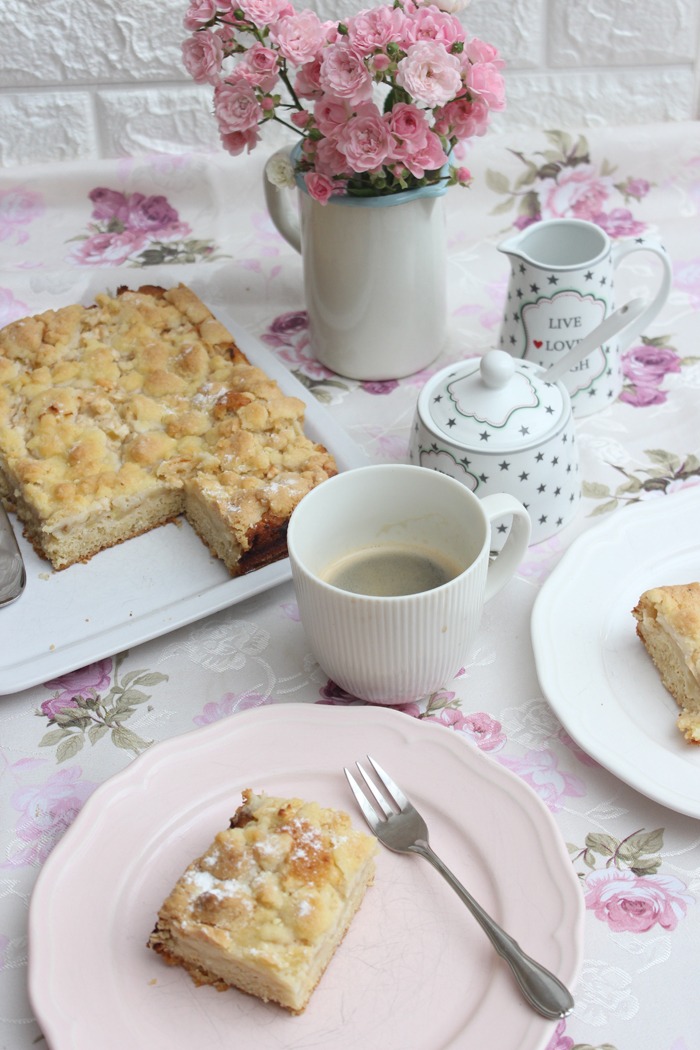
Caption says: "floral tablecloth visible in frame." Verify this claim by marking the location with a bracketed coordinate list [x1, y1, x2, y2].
[2, 121, 700, 1050]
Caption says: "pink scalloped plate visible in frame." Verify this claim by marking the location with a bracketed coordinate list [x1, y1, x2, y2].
[29, 703, 583, 1050]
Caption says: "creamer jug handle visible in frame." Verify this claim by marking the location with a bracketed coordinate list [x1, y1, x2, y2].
[610, 236, 672, 350]
[263, 149, 301, 253]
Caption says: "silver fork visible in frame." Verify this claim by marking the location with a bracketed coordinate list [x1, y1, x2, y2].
[345, 755, 575, 1021]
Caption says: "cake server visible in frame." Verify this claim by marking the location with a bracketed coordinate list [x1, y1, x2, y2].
[345, 755, 575, 1020]
[0, 503, 26, 607]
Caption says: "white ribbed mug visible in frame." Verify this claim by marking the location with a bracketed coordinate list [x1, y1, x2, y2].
[286, 464, 531, 704]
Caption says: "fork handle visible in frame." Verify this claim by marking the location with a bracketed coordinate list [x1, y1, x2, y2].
[412, 841, 574, 1020]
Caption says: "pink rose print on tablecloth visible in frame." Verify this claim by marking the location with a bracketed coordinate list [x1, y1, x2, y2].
[488, 130, 651, 237]
[0, 287, 30, 326]
[583, 449, 700, 515]
[193, 691, 272, 725]
[620, 342, 682, 407]
[0, 186, 45, 245]
[262, 310, 399, 397]
[40, 659, 113, 719]
[425, 708, 506, 752]
[584, 867, 693, 933]
[36, 656, 166, 761]
[4, 766, 98, 868]
[66, 186, 223, 267]
[543, 1019, 573, 1050]
[497, 748, 585, 812]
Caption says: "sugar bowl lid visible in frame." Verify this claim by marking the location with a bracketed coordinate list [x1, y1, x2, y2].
[419, 350, 570, 452]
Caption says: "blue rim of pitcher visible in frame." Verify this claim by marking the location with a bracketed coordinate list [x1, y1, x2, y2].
[290, 142, 450, 208]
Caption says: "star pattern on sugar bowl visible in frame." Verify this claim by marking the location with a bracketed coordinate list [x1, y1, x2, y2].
[409, 352, 581, 548]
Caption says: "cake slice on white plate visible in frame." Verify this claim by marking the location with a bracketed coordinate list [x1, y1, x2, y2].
[633, 583, 700, 744]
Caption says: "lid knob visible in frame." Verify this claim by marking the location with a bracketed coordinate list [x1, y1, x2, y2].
[480, 350, 516, 390]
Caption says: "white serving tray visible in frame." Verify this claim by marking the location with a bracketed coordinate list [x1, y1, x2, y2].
[1, 311, 367, 695]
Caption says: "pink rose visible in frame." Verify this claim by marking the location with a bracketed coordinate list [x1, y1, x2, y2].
[231, 42, 280, 92]
[312, 135, 351, 178]
[88, 187, 130, 223]
[465, 37, 505, 67]
[388, 101, 430, 151]
[347, 6, 406, 52]
[0, 288, 30, 326]
[305, 172, 336, 204]
[403, 6, 465, 48]
[466, 61, 506, 110]
[6, 767, 98, 867]
[622, 344, 680, 383]
[584, 868, 693, 933]
[434, 96, 490, 138]
[214, 80, 262, 132]
[68, 230, 148, 266]
[319, 44, 373, 104]
[593, 207, 646, 238]
[181, 30, 224, 84]
[42, 659, 112, 709]
[396, 40, 463, 106]
[219, 126, 260, 155]
[183, 0, 220, 31]
[619, 382, 668, 407]
[314, 97, 351, 136]
[404, 130, 448, 177]
[294, 55, 323, 99]
[336, 111, 392, 172]
[544, 1019, 574, 1050]
[498, 749, 586, 812]
[0, 186, 45, 244]
[125, 193, 187, 237]
[238, 0, 293, 26]
[427, 708, 506, 751]
[539, 163, 613, 221]
[270, 10, 326, 64]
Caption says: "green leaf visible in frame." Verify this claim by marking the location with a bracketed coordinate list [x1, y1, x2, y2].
[585, 832, 617, 857]
[644, 448, 680, 469]
[117, 688, 150, 705]
[39, 727, 70, 747]
[111, 725, 151, 753]
[622, 828, 664, 857]
[615, 477, 643, 495]
[490, 198, 517, 216]
[485, 169, 511, 194]
[582, 481, 611, 498]
[56, 735, 84, 764]
[544, 129, 572, 155]
[131, 672, 168, 687]
[88, 723, 110, 746]
[589, 499, 619, 516]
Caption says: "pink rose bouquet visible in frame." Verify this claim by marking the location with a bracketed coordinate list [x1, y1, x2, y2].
[182, 0, 504, 201]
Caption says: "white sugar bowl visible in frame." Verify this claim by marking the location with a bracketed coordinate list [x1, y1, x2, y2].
[408, 350, 581, 547]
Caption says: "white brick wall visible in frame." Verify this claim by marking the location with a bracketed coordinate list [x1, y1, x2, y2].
[2, 0, 699, 167]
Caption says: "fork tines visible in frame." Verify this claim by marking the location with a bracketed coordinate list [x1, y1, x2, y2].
[344, 755, 408, 825]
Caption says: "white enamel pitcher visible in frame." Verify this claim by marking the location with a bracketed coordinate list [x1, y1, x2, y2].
[263, 148, 448, 381]
[498, 218, 672, 415]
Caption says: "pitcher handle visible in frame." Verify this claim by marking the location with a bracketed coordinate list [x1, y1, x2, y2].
[481, 493, 531, 601]
[611, 236, 672, 351]
[263, 148, 302, 254]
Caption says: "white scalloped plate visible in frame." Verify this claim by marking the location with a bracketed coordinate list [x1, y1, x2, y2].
[532, 486, 700, 817]
[29, 704, 583, 1050]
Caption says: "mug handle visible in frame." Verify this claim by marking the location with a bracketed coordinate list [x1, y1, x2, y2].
[611, 236, 672, 351]
[263, 148, 302, 253]
[481, 493, 531, 601]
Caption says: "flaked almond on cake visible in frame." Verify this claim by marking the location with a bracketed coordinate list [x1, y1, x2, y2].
[147, 790, 377, 1014]
[0, 284, 336, 575]
[633, 583, 700, 743]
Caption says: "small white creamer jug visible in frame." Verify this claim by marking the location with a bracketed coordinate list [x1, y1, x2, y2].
[498, 218, 672, 416]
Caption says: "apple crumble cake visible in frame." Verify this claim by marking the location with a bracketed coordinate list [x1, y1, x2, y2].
[0, 284, 336, 574]
[633, 583, 700, 744]
[147, 790, 377, 1013]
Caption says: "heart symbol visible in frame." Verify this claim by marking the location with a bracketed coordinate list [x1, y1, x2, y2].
[534, 340, 543, 348]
